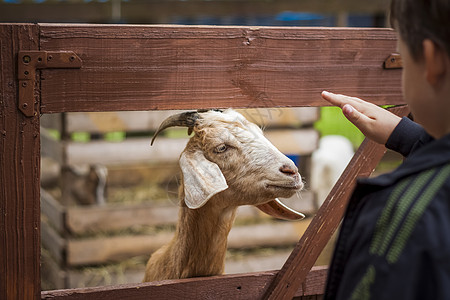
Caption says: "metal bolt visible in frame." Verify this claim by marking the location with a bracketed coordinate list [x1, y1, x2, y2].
[69, 56, 75, 62]
[22, 55, 31, 64]
[47, 55, 53, 61]
[391, 57, 396, 63]
[22, 103, 28, 108]
[24, 70, 29, 76]
[22, 82, 28, 87]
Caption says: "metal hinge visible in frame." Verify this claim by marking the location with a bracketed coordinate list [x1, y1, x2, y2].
[384, 53, 403, 69]
[18, 51, 82, 117]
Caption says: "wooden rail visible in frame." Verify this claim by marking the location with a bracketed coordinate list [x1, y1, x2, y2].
[0, 23, 405, 300]
[38, 24, 402, 113]
[41, 266, 328, 300]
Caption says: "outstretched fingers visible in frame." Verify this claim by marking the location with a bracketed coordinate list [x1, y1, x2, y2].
[320, 91, 401, 144]
[322, 91, 376, 115]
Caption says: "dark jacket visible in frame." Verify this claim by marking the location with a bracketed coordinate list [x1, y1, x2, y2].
[324, 117, 450, 300]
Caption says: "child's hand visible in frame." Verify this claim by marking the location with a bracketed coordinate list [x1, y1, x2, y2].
[321, 91, 402, 145]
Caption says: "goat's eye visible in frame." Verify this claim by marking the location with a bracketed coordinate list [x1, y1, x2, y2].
[214, 144, 228, 153]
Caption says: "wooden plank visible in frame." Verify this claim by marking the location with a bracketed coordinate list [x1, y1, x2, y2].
[44, 249, 295, 289]
[61, 250, 319, 290]
[265, 128, 318, 155]
[106, 162, 181, 186]
[41, 248, 67, 290]
[228, 220, 309, 249]
[41, 218, 66, 265]
[65, 221, 309, 266]
[66, 232, 172, 266]
[41, 189, 66, 233]
[0, 24, 41, 300]
[42, 248, 295, 289]
[237, 107, 320, 128]
[41, 266, 327, 300]
[225, 249, 294, 275]
[65, 203, 179, 235]
[65, 265, 145, 290]
[65, 110, 186, 133]
[63, 128, 317, 165]
[264, 106, 411, 299]
[40, 113, 63, 132]
[52, 107, 319, 134]
[66, 137, 188, 165]
[40, 127, 64, 164]
[63, 190, 314, 235]
[39, 25, 403, 113]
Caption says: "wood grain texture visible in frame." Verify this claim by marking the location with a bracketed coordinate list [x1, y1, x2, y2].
[39, 25, 404, 113]
[41, 266, 327, 300]
[0, 24, 41, 300]
[264, 106, 411, 299]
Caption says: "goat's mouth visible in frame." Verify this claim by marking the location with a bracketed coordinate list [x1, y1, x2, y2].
[265, 180, 303, 191]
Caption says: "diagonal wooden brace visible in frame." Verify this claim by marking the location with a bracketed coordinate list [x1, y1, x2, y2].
[17, 51, 82, 117]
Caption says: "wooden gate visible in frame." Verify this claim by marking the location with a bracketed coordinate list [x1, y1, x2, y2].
[0, 23, 408, 300]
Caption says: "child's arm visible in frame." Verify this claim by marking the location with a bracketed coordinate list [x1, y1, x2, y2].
[321, 91, 402, 145]
[385, 117, 433, 157]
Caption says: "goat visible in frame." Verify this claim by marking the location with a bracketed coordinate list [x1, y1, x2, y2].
[63, 164, 108, 206]
[144, 109, 304, 282]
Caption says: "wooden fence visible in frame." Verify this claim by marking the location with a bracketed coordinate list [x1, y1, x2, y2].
[39, 107, 320, 289]
[0, 23, 407, 300]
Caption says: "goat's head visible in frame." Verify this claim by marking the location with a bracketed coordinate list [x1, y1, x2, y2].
[152, 109, 305, 220]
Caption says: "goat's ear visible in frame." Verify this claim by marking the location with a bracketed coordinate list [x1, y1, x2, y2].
[179, 150, 228, 209]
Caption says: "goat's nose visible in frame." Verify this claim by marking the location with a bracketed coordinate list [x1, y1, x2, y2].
[279, 164, 298, 176]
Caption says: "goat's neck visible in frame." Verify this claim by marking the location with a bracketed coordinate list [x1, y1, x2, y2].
[172, 196, 237, 278]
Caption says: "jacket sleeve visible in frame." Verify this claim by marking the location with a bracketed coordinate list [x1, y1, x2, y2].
[385, 117, 434, 157]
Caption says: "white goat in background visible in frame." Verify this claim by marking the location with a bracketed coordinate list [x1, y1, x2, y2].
[311, 135, 354, 208]
[144, 109, 304, 282]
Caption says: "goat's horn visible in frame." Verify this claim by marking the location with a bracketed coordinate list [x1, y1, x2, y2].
[151, 111, 200, 146]
[256, 198, 305, 221]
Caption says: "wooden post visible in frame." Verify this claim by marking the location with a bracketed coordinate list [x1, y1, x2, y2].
[0, 24, 41, 300]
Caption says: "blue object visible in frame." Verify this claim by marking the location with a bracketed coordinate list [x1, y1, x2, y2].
[286, 154, 301, 168]
[276, 11, 325, 22]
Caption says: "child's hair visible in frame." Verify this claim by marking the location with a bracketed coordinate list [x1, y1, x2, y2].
[390, 0, 450, 60]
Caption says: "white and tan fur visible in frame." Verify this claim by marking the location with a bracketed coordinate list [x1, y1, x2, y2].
[144, 109, 303, 282]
